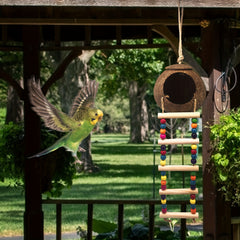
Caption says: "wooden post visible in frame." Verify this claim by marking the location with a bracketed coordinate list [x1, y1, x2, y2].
[23, 26, 43, 240]
[201, 21, 231, 239]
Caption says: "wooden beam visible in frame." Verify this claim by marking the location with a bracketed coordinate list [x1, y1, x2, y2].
[201, 21, 231, 239]
[160, 212, 199, 219]
[0, 43, 171, 52]
[0, 18, 200, 26]
[1, 0, 240, 8]
[23, 25, 43, 240]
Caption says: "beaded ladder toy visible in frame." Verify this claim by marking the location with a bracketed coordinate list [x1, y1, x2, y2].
[158, 109, 200, 219]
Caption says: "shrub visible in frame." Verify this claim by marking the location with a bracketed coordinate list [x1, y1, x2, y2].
[210, 108, 240, 205]
[0, 122, 76, 197]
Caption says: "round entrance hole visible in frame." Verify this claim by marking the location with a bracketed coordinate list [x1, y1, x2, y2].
[163, 72, 196, 104]
[153, 63, 206, 112]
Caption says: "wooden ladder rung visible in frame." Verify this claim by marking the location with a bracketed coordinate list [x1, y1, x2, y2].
[158, 165, 199, 172]
[158, 138, 199, 145]
[160, 211, 199, 219]
[158, 112, 200, 119]
[159, 188, 198, 195]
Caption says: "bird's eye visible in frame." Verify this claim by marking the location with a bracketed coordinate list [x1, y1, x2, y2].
[95, 113, 98, 116]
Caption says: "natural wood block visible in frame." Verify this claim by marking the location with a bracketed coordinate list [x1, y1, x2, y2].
[159, 211, 199, 219]
[159, 188, 198, 195]
[158, 165, 199, 172]
[158, 138, 199, 145]
[158, 112, 200, 119]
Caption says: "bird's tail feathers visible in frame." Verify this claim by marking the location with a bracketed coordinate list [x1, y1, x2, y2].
[28, 141, 63, 159]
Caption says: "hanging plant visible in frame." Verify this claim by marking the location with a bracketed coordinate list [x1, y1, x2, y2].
[210, 108, 240, 205]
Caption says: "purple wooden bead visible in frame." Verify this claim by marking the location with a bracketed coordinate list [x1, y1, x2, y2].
[191, 159, 197, 165]
[161, 145, 166, 151]
[161, 185, 166, 190]
[161, 195, 166, 200]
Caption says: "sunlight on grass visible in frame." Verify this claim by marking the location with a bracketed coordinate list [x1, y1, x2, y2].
[0, 134, 203, 236]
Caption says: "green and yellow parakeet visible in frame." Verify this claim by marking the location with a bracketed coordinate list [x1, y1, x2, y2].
[28, 79, 103, 163]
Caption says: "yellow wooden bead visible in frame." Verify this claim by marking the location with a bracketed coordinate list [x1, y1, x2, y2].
[161, 175, 167, 181]
[190, 199, 196, 204]
[191, 144, 197, 150]
[160, 160, 166, 166]
[161, 199, 167, 204]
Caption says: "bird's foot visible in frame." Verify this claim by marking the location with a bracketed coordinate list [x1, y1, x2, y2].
[78, 146, 86, 152]
[71, 156, 83, 172]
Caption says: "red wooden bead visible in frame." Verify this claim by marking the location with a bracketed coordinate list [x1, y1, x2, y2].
[161, 150, 166, 155]
[191, 149, 197, 154]
[190, 194, 196, 199]
[160, 119, 166, 124]
[162, 208, 167, 214]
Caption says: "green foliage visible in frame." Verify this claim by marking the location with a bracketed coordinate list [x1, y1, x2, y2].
[0, 122, 24, 183]
[89, 39, 168, 100]
[210, 108, 240, 205]
[0, 122, 76, 197]
[77, 218, 201, 240]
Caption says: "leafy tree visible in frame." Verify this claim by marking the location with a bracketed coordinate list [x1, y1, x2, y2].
[89, 39, 168, 143]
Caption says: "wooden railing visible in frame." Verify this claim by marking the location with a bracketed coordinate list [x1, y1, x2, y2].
[42, 199, 203, 240]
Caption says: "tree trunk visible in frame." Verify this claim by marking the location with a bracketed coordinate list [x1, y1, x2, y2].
[141, 99, 149, 142]
[79, 134, 100, 172]
[129, 81, 148, 143]
[54, 50, 97, 172]
[5, 80, 24, 124]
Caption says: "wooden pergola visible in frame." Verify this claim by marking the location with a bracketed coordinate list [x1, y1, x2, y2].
[1, 1, 240, 239]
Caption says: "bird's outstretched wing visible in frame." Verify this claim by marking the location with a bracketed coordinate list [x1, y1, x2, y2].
[28, 80, 73, 132]
[69, 80, 99, 121]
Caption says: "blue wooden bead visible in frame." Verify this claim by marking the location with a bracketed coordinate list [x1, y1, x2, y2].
[161, 204, 167, 209]
[190, 180, 196, 185]
[191, 154, 197, 159]
[192, 128, 197, 134]
[161, 155, 166, 160]
[190, 204, 196, 209]
[161, 171, 166, 176]
[160, 124, 166, 129]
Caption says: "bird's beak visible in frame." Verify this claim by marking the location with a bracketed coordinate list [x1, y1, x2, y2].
[97, 109, 103, 122]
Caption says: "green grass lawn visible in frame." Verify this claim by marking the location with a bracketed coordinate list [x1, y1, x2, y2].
[0, 133, 203, 237]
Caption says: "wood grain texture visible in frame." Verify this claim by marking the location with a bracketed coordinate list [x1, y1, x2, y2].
[158, 138, 199, 145]
[159, 188, 199, 195]
[160, 211, 199, 219]
[158, 165, 199, 172]
[158, 112, 200, 119]
[1, 0, 240, 8]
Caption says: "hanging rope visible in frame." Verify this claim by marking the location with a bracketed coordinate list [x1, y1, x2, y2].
[177, 0, 184, 64]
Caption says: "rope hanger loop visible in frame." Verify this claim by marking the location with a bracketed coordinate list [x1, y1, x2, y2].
[177, 0, 184, 64]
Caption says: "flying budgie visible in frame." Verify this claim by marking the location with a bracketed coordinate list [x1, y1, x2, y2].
[28, 79, 103, 165]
